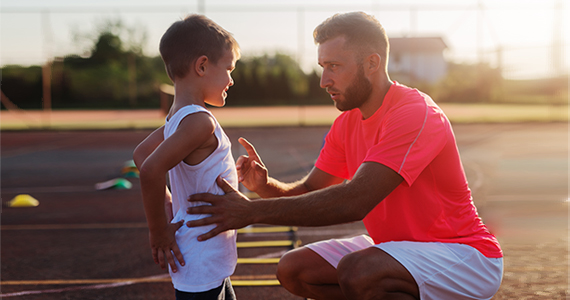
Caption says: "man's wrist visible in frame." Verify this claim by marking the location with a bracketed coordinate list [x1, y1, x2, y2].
[247, 199, 265, 224]
[254, 178, 277, 198]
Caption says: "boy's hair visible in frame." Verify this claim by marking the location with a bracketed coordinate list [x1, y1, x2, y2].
[159, 14, 240, 80]
[313, 12, 389, 68]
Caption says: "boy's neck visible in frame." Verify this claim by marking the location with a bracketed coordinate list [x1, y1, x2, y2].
[169, 79, 207, 116]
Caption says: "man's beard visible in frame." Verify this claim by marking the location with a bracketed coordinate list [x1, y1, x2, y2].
[335, 64, 373, 112]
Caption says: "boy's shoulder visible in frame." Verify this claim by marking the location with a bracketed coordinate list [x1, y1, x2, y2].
[166, 105, 216, 136]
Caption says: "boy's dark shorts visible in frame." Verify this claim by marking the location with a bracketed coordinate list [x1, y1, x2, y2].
[175, 278, 236, 300]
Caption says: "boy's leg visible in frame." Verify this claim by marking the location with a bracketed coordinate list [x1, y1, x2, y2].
[175, 278, 235, 300]
[276, 247, 344, 299]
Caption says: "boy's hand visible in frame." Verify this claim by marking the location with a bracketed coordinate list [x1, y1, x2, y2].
[236, 137, 268, 192]
[149, 220, 185, 272]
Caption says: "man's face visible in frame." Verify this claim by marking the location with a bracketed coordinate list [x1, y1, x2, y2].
[318, 36, 372, 111]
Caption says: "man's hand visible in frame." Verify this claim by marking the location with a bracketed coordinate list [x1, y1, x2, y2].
[236, 138, 268, 192]
[149, 220, 185, 272]
[187, 176, 254, 241]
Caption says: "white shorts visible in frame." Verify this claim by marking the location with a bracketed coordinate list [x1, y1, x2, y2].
[306, 235, 503, 300]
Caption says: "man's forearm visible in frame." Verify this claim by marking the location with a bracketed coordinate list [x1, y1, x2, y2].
[249, 162, 403, 227]
[250, 182, 364, 227]
[254, 176, 311, 198]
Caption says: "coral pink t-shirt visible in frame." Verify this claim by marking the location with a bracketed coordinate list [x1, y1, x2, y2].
[315, 82, 502, 258]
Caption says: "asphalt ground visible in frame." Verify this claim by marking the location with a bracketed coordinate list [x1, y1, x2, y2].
[1, 123, 568, 299]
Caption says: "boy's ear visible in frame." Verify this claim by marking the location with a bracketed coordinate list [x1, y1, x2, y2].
[194, 55, 209, 77]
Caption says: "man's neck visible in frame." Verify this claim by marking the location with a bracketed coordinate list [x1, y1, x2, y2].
[359, 77, 393, 120]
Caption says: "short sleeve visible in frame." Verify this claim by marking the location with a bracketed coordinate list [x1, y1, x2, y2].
[315, 116, 350, 179]
[364, 102, 447, 185]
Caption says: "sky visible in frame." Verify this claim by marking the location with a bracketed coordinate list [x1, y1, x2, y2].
[1, 0, 568, 79]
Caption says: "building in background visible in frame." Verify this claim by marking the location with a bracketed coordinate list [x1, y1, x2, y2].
[388, 36, 448, 84]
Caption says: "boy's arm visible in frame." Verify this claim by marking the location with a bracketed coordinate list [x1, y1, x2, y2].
[133, 126, 165, 169]
[138, 113, 216, 271]
[133, 126, 174, 221]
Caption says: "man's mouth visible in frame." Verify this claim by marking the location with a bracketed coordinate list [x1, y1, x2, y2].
[327, 89, 340, 100]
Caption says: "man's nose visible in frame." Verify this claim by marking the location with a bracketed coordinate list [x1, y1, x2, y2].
[320, 72, 332, 89]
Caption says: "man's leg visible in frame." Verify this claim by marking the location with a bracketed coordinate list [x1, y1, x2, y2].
[276, 247, 345, 300]
[337, 247, 419, 300]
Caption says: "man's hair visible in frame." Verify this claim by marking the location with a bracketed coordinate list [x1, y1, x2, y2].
[313, 12, 389, 66]
[159, 14, 240, 80]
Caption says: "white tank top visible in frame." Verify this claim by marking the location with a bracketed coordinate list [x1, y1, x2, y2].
[164, 104, 237, 292]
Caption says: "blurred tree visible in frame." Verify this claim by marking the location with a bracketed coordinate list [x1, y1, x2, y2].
[1, 66, 43, 109]
[305, 70, 331, 105]
[431, 63, 502, 103]
[226, 52, 328, 106]
[90, 32, 123, 64]
[55, 18, 160, 108]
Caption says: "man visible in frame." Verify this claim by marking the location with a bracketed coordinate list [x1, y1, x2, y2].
[187, 12, 503, 300]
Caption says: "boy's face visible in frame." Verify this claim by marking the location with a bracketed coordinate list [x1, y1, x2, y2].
[204, 49, 237, 107]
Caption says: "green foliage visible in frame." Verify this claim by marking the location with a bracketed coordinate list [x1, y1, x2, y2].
[1, 65, 43, 109]
[227, 53, 329, 106]
[428, 63, 567, 105]
[430, 63, 503, 103]
[53, 53, 166, 108]
[502, 75, 568, 105]
[50, 20, 163, 109]
[5, 17, 562, 109]
[1, 17, 330, 109]
[90, 33, 124, 64]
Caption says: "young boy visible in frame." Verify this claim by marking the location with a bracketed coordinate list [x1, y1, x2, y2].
[133, 15, 240, 299]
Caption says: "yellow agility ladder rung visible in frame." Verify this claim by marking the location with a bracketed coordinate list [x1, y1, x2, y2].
[237, 226, 297, 234]
[236, 240, 295, 248]
[237, 257, 280, 264]
[231, 279, 281, 286]
[0, 274, 281, 287]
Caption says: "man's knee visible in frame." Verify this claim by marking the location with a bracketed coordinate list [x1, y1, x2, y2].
[276, 249, 300, 283]
[277, 247, 339, 292]
[337, 247, 419, 299]
[337, 250, 370, 290]
[276, 247, 318, 291]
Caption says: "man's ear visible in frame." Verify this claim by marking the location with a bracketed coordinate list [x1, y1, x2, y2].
[365, 53, 382, 75]
[194, 55, 209, 77]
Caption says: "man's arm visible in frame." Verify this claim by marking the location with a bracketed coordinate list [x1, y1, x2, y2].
[187, 161, 403, 241]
